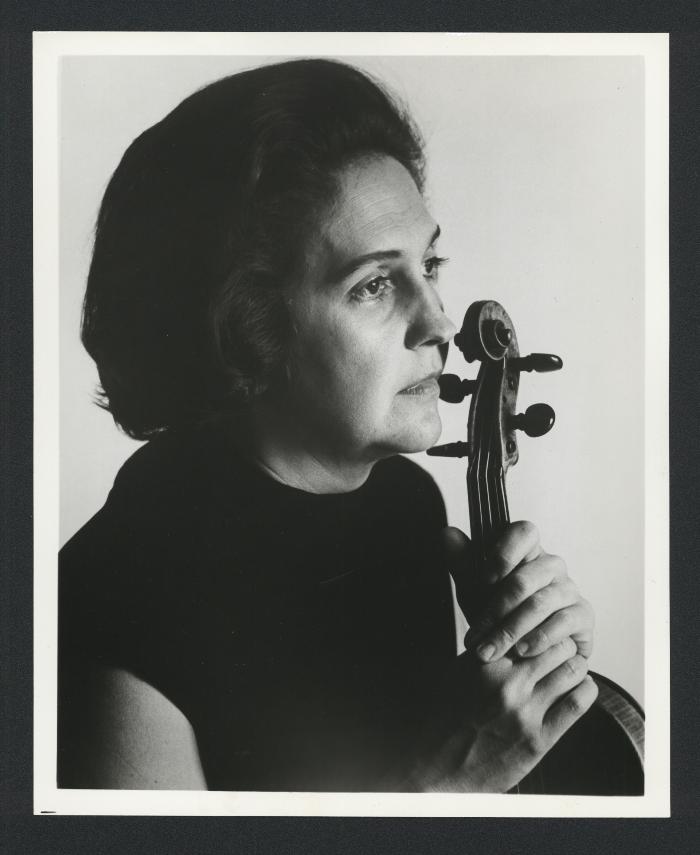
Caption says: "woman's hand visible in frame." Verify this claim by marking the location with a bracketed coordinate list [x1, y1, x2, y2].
[401, 520, 597, 793]
[446, 521, 595, 661]
[407, 637, 599, 793]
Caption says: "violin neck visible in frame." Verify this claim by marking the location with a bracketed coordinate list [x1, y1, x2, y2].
[466, 463, 510, 567]
[464, 352, 513, 569]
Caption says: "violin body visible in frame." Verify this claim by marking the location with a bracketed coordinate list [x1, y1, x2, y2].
[519, 671, 644, 794]
[429, 300, 644, 796]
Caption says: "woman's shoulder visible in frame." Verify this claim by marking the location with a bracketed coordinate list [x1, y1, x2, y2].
[65, 423, 244, 540]
[61, 432, 185, 560]
[109, 424, 217, 503]
[58, 425, 242, 710]
[59, 424, 239, 601]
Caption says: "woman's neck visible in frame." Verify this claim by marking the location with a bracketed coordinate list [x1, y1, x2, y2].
[233, 404, 374, 495]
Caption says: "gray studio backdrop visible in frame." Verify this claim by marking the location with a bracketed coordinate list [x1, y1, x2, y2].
[59, 54, 644, 703]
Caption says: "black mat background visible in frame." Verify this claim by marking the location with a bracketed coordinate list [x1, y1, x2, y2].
[2, 5, 698, 853]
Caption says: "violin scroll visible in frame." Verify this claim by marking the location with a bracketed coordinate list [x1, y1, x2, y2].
[430, 300, 562, 469]
[453, 300, 519, 363]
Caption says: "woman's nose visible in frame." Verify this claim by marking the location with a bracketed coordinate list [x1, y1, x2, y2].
[404, 282, 457, 350]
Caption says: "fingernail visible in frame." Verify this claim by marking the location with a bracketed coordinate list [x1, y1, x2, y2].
[516, 641, 529, 656]
[476, 642, 496, 662]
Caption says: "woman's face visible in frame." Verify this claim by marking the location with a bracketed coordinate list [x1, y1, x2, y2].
[282, 154, 457, 466]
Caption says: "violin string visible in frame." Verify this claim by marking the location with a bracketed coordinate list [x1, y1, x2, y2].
[469, 373, 487, 566]
[494, 364, 510, 531]
[483, 425, 493, 540]
[477, 399, 489, 563]
[483, 368, 500, 545]
[493, 440, 506, 528]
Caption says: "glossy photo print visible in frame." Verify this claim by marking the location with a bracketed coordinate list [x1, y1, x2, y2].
[33, 32, 669, 816]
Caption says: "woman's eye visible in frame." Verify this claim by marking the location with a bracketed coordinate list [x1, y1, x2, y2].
[350, 276, 393, 303]
[423, 255, 449, 280]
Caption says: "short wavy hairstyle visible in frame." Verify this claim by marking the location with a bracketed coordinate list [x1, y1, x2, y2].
[81, 59, 426, 439]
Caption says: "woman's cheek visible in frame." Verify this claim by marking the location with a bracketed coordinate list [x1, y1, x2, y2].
[293, 305, 397, 430]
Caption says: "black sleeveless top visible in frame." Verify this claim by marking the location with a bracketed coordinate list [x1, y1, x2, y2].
[58, 423, 457, 791]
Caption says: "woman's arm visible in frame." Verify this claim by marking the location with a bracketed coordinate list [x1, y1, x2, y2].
[58, 665, 207, 790]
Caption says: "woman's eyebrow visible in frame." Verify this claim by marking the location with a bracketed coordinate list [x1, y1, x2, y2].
[330, 224, 441, 282]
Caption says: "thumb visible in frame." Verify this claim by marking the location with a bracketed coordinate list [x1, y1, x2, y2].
[439, 526, 478, 621]
[440, 525, 471, 564]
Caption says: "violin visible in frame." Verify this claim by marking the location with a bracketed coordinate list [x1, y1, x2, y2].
[428, 300, 644, 795]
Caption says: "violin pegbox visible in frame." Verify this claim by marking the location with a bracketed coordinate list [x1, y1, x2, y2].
[429, 300, 562, 475]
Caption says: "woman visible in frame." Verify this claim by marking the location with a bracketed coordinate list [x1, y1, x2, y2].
[58, 58, 596, 792]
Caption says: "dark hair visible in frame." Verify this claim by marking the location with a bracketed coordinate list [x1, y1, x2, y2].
[81, 59, 425, 439]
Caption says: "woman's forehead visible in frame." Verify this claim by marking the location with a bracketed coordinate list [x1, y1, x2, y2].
[310, 156, 438, 278]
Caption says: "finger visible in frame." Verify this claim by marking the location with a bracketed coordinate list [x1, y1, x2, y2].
[463, 553, 564, 648]
[486, 521, 542, 584]
[542, 675, 599, 746]
[515, 600, 595, 658]
[534, 652, 590, 707]
[521, 636, 578, 684]
[472, 579, 579, 662]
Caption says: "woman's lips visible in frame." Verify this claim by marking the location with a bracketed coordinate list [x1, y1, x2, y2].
[398, 377, 440, 396]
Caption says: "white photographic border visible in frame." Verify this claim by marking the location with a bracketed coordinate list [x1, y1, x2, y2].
[33, 31, 669, 817]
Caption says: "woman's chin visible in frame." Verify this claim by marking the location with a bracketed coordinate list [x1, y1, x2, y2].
[380, 412, 443, 456]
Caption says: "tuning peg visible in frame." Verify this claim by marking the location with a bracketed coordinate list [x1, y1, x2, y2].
[426, 441, 472, 458]
[509, 353, 563, 373]
[438, 374, 477, 403]
[509, 403, 556, 437]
